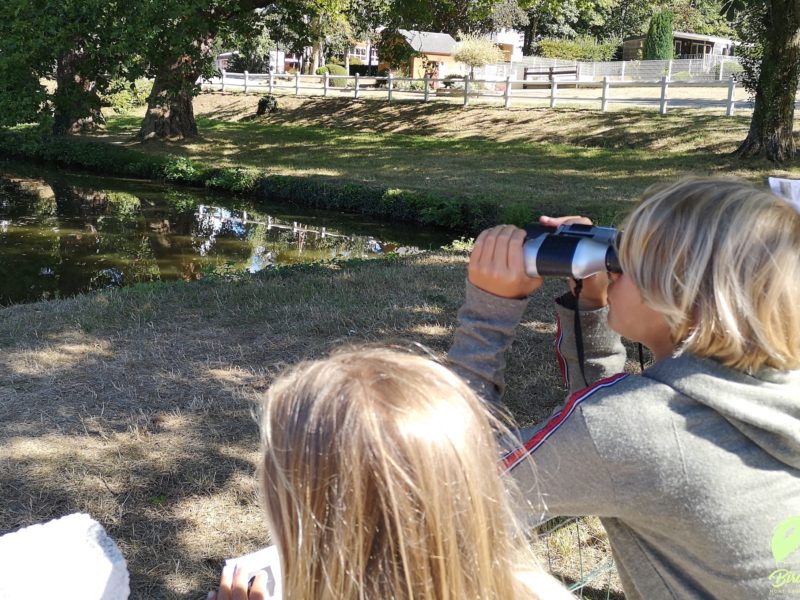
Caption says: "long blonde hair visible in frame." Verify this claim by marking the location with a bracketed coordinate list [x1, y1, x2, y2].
[619, 177, 800, 372]
[258, 348, 545, 600]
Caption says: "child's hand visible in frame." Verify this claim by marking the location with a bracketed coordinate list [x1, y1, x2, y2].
[209, 565, 269, 600]
[540, 215, 609, 310]
[468, 225, 543, 299]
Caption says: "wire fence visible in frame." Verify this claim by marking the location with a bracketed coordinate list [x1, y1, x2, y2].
[536, 517, 622, 599]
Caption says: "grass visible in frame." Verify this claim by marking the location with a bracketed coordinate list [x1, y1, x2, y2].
[92, 93, 800, 228]
[4, 94, 800, 598]
[0, 253, 578, 597]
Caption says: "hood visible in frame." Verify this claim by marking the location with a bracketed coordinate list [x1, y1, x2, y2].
[644, 354, 800, 470]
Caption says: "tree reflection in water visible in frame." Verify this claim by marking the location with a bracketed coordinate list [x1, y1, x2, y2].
[0, 165, 442, 306]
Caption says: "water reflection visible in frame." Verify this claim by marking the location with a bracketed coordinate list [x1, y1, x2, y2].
[0, 165, 446, 306]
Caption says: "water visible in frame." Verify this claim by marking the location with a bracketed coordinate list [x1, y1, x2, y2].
[0, 161, 452, 306]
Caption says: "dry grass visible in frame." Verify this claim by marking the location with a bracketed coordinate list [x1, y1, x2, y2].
[0, 253, 584, 598]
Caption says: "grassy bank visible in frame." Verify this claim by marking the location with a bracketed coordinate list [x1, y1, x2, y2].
[4, 94, 799, 233]
[0, 253, 621, 597]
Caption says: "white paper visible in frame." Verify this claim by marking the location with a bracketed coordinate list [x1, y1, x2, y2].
[768, 177, 800, 213]
[224, 545, 282, 599]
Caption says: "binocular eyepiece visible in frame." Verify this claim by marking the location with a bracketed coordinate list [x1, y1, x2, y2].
[523, 223, 621, 279]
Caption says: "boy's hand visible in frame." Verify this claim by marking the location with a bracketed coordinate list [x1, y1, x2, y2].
[468, 225, 543, 299]
[209, 565, 269, 600]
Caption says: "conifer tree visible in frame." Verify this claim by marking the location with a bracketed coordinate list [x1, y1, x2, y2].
[643, 9, 674, 60]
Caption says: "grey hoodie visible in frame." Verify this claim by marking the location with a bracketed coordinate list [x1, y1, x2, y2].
[448, 282, 800, 600]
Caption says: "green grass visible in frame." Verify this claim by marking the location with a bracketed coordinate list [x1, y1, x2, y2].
[99, 103, 800, 227]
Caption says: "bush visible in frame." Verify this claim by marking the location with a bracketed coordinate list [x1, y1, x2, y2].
[99, 78, 153, 113]
[317, 63, 348, 86]
[537, 36, 619, 62]
[256, 94, 278, 116]
[442, 74, 466, 89]
[350, 65, 379, 77]
[670, 71, 691, 81]
[715, 61, 744, 78]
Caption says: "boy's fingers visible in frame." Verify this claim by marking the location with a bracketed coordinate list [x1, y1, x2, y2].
[494, 226, 517, 270]
[507, 229, 528, 275]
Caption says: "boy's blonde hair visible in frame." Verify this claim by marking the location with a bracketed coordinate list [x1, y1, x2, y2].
[619, 177, 800, 372]
[258, 348, 542, 600]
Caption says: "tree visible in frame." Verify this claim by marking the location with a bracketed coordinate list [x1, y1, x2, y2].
[227, 24, 276, 73]
[0, 0, 132, 134]
[735, 0, 800, 162]
[453, 33, 504, 78]
[643, 9, 674, 60]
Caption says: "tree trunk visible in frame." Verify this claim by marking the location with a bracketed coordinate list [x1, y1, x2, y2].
[737, 0, 800, 163]
[139, 59, 200, 141]
[52, 49, 105, 136]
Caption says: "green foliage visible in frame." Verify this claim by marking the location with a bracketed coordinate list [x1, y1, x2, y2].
[643, 10, 674, 61]
[440, 237, 475, 254]
[670, 71, 691, 82]
[453, 33, 504, 77]
[715, 61, 744, 79]
[257, 95, 278, 116]
[226, 25, 275, 74]
[205, 167, 260, 193]
[537, 36, 619, 61]
[376, 29, 419, 74]
[100, 79, 153, 113]
[317, 63, 348, 86]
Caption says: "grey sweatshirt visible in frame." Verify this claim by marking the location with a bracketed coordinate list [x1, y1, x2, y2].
[448, 282, 800, 600]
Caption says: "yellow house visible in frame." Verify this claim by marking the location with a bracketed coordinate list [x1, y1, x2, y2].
[379, 30, 462, 80]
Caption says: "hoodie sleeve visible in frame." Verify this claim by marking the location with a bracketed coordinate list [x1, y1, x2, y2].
[554, 292, 627, 395]
[447, 281, 530, 405]
[503, 374, 631, 521]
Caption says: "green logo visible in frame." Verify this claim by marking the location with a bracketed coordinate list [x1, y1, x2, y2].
[774, 517, 800, 565]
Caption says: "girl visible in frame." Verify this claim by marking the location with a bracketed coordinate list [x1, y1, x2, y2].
[213, 348, 572, 600]
[449, 176, 800, 600]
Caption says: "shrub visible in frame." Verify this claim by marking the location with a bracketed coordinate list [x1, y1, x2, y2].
[256, 94, 278, 116]
[537, 36, 619, 62]
[670, 71, 691, 81]
[318, 63, 348, 86]
[442, 74, 466, 89]
[453, 33, 504, 79]
[349, 57, 363, 65]
[715, 61, 744, 78]
[100, 78, 153, 113]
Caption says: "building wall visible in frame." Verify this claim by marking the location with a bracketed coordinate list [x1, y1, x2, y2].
[409, 53, 460, 79]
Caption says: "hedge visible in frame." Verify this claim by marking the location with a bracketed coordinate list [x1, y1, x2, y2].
[0, 127, 504, 234]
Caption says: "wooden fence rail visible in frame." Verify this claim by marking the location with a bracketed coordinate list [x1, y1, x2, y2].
[202, 71, 750, 116]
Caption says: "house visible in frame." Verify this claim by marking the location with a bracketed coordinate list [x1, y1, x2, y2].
[622, 31, 737, 61]
[488, 29, 525, 62]
[379, 29, 461, 79]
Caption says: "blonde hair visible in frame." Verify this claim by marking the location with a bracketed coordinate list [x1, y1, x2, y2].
[258, 348, 543, 600]
[619, 177, 800, 372]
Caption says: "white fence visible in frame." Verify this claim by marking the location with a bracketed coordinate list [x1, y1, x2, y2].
[201, 70, 747, 116]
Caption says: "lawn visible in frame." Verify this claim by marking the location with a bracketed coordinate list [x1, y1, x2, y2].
[3, 93, 800, 598]
[95, 92, 800, 227]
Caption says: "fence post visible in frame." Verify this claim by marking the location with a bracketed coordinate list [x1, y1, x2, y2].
[463, 75, 470, 106]
[718, 59, 725, 81]
[243, 71, 249, 93]
[659, 75, 669, 115]
[601, 76, 610, 112]
[423, 75, 430, 101]
[726, 76, 736, 116]
[667, 60, 673, 79]
[269, 71, 274, 93]
[221, 69, 226, 92]
[504, 74, 512, 108]
[295, 71, 300, 95]
[388, 72, 393, 102]
[323, 72, 329, 97]
[550, 80, 558, 108]
[620, 60, 626, 81]
[354, 73, 360, 99]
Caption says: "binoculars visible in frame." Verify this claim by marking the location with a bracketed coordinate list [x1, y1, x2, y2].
[523, 223, 622, 279]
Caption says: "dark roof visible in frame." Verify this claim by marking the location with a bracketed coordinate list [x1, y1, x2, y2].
[397, 29, 457, 55]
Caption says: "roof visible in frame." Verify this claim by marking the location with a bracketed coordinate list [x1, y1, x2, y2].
[623, 31, 735, 45]
[397, 29, 457, 55]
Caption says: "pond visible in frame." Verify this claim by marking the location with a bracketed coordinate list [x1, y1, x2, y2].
[0, 161, 453, 306]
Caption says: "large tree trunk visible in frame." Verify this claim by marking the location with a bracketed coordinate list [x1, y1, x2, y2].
[52, 48, 105, 136]
[737, 0, 800, 163]
[139, 59, 200, 141]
